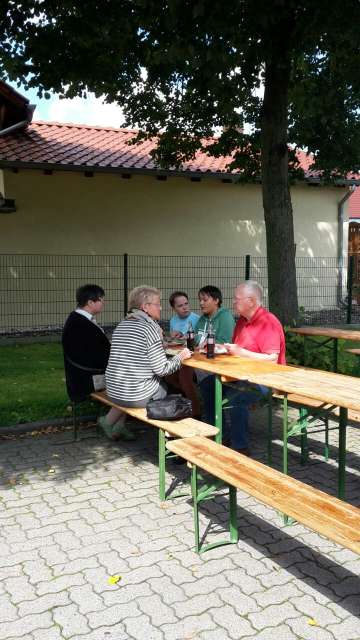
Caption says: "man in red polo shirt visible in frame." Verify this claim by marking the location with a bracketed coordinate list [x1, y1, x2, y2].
[223, 280, 286, 453]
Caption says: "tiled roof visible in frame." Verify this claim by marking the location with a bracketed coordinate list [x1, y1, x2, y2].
[0, 120, 235, 176]
[0, 120, 357, 184]
[349, 187, 360, 218]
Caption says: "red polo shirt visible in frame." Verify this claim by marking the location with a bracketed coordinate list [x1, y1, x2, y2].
[232, 306, 286, 364]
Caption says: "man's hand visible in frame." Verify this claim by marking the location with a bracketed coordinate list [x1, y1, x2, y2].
[170, 331, 184, 338]
[224, 343, 245, 356]
[225, 343, 278, 361]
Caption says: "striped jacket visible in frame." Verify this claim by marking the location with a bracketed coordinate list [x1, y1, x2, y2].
[106, 312, 181, 403]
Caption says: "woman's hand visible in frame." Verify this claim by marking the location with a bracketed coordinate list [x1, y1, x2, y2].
[178, 347, 192, 361]
[171, 330, 183, 338]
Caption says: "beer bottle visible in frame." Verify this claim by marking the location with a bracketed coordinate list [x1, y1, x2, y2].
[206, 321, 215, 359]
[186, 321, 195, 351]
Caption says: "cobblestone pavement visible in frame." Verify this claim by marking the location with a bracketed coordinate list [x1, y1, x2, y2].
[0, 408, 359, 640]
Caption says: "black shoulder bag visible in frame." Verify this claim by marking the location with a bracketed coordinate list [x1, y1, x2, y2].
[146, 394, 192, 420]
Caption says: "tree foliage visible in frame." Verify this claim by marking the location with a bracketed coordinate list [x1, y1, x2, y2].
[1, 0, 360, 322]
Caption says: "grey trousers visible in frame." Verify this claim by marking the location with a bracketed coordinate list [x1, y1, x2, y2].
[108, 380, 167, 408]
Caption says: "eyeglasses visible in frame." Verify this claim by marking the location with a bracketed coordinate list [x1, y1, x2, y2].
[147, 302, 161, 307]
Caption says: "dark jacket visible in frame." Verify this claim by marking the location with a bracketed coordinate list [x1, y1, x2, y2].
[62, 311, 111, 401]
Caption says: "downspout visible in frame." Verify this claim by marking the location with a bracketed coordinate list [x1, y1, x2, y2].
[337, 186, 356, 305]
[0, 119, 29, 137]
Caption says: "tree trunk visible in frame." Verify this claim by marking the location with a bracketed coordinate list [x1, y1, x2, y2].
[261, 58, 298, 325]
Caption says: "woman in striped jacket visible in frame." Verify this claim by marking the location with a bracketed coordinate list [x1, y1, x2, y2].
[99, 285, 191, 440]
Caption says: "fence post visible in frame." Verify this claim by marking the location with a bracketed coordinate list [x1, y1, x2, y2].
[123, 253, 128, 316]
[346, 254, 354, 324]
[245, 254, 251, 280]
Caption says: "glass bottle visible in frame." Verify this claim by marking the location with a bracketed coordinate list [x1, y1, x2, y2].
[206, 320, 215, 359]
[186, 321, 195, 351]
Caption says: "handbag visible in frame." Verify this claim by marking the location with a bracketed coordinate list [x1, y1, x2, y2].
[146, 394, 192, 420]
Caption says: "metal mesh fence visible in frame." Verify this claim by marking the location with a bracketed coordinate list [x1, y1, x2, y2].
[0, 254, 123, 335]
[0, 253, 358, 336]
[127, 254, 248, 315]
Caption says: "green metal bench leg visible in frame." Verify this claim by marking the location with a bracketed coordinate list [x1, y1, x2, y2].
[324, 417, 329, 461]
[191, 464, 201, 553]
[282, 395, 294, 525]
[283, 394, 289, 477]
[214, 375, 223, 443]
[299, 407, 309, 465]
[190, 463, 238, 553]
[229, 486, 238, 543]
[158, 429, 166, 501]
[338, 407, 347, 500]
[161, 432, 192, 501]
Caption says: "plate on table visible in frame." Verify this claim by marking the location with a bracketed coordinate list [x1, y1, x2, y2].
[165, 337, 186, 346]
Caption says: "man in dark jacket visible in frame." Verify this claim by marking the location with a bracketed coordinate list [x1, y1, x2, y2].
[62, 284, 110, 402]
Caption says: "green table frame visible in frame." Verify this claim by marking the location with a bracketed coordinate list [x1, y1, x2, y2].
[212, 373, 348, 501]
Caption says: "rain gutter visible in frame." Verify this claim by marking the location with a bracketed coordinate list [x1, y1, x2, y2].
[0, 119, 30, 137]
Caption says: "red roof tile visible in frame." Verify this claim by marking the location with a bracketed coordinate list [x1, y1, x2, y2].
[349, 187, 360, 218]
[0, 120, 357, 183]
[0, 120, 231, 175]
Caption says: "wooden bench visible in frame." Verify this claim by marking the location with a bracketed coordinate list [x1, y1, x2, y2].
[220, 380, 339, 468]
[272, 391, 360, 468]
[91, 390, 218, 501]
[166, 436, 360, 554]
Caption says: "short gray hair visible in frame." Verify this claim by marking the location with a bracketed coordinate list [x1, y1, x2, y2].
[238, 280, 263, 302]
[128, 285, 161, 310]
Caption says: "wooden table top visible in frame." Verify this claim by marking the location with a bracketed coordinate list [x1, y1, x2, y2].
[288, 326, 360, 341]
[182, 352, 287, 377]
[182, 353, 360, 412]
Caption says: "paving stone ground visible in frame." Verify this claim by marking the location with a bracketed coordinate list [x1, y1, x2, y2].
[0, 406, 359, 640]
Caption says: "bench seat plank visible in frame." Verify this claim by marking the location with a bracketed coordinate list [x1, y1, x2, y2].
[272, 391, 360, 423]
[167, 436, 360, 554]
[91, 390, 218, 438]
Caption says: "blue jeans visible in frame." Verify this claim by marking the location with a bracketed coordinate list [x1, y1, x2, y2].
[199, 374, 268, 449]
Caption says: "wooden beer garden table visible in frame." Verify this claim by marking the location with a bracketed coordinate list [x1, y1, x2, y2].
[288, 326, 360, 372]
[181, 352, 360, 499]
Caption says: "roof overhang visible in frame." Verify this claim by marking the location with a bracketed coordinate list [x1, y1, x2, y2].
[1, 158, 359, 186]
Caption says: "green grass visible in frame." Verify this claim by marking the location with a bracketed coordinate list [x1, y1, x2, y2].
[1, 336, 359, 428]
[0, 342, 69, 427]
